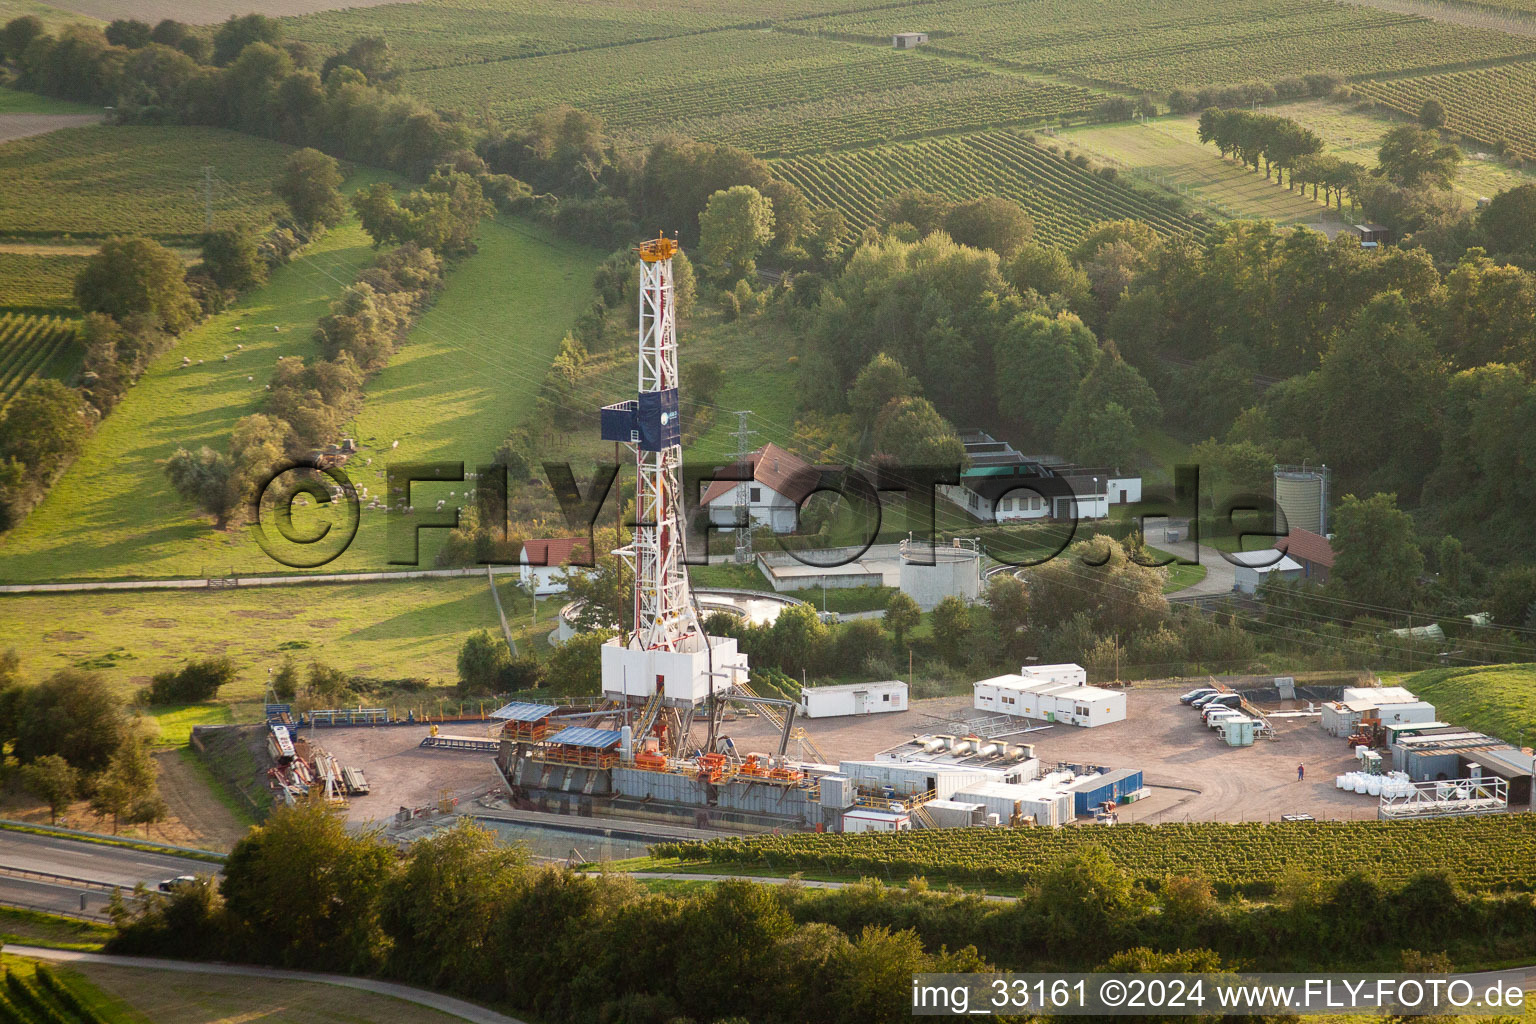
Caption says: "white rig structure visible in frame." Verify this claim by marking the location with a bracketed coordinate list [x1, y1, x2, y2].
[599, 237, 749, 724]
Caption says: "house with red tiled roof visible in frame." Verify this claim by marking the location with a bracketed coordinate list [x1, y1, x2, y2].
[699, 442, 818, 534]
[1279, 528, 1334, 583]
[517, 536, 593, 595]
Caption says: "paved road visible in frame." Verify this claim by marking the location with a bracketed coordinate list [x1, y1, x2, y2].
[0, 564, 521, 594]
[9, 945, 527, 1024]
[0, 830, 216, 888]
[617, 870, 1019, 901]
[1145, 521, 1238, 599]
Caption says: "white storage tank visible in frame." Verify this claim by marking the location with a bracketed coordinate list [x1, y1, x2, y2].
[1274, 465, 1329, 534]
[899, 537, 981, 611]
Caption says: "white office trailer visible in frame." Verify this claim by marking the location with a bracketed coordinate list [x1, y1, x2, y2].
[799, 680, 907, 719]
[841, 808, 911, 832]
[973, 663, 1127, 727]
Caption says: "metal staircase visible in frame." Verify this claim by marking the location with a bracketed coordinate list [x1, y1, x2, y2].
[731, 680, 829, 764]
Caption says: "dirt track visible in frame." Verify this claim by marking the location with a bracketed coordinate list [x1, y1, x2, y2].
[0, 113, 101, 144]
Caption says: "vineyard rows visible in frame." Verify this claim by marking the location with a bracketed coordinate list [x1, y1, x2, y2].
[402, 30, 998, 137]
[773, 130, 1205, 248]
[289, 0, 904, 72]
[795, 0, 1536, 91]
[0, 125, 290, 241]
[667, 74, 1099, 156]
[656, 816, 1536, 896]
[1357, 59, 1536, 160]
[0, 314, 79, 406]
[0, 252, 87, 313]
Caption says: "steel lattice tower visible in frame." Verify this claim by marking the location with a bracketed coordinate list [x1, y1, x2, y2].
[614, 237, 699, 653]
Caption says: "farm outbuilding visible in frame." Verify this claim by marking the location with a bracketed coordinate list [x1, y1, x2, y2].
[892, 32, 929, 48]
[973, 664, 1127, 727]
[799, 680, 907, 718]
[1230, 549, 1304, 594]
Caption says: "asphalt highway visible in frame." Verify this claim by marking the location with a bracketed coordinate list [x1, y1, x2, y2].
[0, 829, 219, 918]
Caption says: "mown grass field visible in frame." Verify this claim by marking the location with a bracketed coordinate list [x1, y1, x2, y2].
[1404, 662, 1536, 746]
[59, 959, 469, 1023]
[0, 125, 292, 241]
[1164, 99, 1536, 209]
[322, 217, 601, 571]
[0, 212, 598, 581]
[0, 578, 553, 707]
[0, 203, 386, 583]
[1057, 120, 1328, 224]
[0, 85, 97, 115]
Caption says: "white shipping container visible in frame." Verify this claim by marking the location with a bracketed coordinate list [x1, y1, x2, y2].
[800, 680, 907, 718]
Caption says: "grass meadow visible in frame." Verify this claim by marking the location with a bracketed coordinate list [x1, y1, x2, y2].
[0, 210, 598, 581]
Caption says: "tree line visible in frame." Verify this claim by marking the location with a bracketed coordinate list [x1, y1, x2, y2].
[164, 153, 456, 532]
[110, 805, 1536, 1024]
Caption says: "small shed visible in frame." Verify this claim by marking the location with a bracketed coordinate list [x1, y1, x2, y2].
[892, 32, 929, 48]
[842, 807, 911, 832]
[1230, 550, 1304, 594]
[800, 680, 907, 718]
[1064, 768, 1144, 814]
[1351, 222, 1391, 247]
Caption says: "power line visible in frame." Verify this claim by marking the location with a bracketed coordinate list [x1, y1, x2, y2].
[731, 410, 757, 565]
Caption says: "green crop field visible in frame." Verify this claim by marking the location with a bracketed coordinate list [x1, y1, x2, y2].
[1357, 59, 1536, 160]
[0, 313, 78, 407]
[656, 816, 1536, 896]
[1403, 663, 1536, 746]
[0, 252, 88, 312]
[0, 125, 293, 242]
[0, 214, 599, 582]
[796, 0, 1536, 91]
[774, 130, 1206, 248]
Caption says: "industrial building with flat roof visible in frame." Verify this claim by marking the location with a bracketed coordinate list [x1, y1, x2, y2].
[940, 431, 1140, 523]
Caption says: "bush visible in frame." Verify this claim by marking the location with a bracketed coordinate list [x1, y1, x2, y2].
[146, 657, 236, 704]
